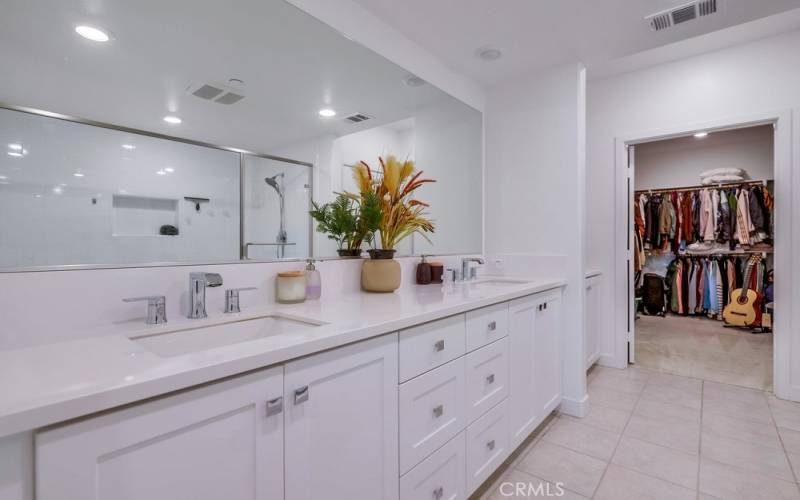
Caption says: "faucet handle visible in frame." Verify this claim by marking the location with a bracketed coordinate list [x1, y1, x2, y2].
[224, 287, 257, 314]
[123, 295, 167, 325]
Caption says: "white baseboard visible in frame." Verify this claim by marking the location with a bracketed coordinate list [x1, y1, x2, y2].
[598, 353, 626, 369]
[559, 393, 589, 418]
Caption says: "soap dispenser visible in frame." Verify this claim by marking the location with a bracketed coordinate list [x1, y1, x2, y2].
[305, 259, 321, 299]
[416, 255, 432, 285]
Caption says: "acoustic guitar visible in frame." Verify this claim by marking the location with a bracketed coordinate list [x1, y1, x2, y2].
[722, 255, 763, 328]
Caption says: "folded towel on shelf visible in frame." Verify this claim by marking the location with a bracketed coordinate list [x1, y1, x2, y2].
[700, 167, 748, 178]
[701, 174, 746, 185]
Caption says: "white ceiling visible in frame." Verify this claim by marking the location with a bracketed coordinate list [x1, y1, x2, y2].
[0, 0, 457, 155]
[352, 0, 800, 86]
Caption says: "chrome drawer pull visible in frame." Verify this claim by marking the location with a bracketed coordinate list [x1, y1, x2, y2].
[433, 404, 444, 418]
[487, 439, 495, 451]
[434, 339, 445, 352]
[488, 321, 497, 331]
[486, 373, 495, 384]
[294, 386, 309, 405]
[433, 486, 444, 500]
[265, 396, 283, 416]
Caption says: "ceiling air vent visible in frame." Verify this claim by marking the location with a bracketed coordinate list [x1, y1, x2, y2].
[344, 113, 372, 124]
[646, 0, 719, 31]
[185, 82, 244, 105]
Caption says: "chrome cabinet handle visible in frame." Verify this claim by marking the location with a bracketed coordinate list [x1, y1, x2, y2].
[434, 339, 445, 352]
[433, 404, 444, 418]
[265, 396, 283, 416]
[294, 386, 309, 405]
[486, 373, 495, 384]
[488, 320, 497, 331]
[486, 439, 495, 451]
[433, 486, 444, 500]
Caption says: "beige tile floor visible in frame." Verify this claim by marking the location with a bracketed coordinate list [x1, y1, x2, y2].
[635, 314, 773, 391]
[477, 366, 800, 500]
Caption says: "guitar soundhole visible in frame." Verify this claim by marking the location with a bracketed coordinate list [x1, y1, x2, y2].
[737, 296, 749, 305]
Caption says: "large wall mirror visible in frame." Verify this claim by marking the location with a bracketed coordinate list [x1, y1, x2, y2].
[0, 0, 482, 270]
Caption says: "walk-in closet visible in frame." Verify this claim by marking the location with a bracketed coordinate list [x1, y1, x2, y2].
[631, 125, 775, 391]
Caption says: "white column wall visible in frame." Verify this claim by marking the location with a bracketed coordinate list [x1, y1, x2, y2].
[485, 63, 588, 416]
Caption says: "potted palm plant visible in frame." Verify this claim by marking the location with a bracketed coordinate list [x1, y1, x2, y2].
[351, 155, 435, 292]
[310, 192, 382, 257]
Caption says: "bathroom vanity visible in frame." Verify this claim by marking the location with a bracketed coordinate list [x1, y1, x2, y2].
[1, 277, 564, 500]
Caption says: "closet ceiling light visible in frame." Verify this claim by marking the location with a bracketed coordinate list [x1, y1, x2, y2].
[75, 25, 111, 42]
[73, 172, 85, 177]
[7, 151, 23, 157]
[121, 144, 136, 150]
[8, 143, 22, 151]
[318, 108, 336, 118]
[164, 167, 175, 173]
[163, 116, 182, 124]
[694, 132, 709, 138]
[477, 47, 503, 61]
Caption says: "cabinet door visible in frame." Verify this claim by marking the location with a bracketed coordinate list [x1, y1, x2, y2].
[507, 295, 538, 450]
[36, 367, 284, 500]
[535, 294, 562, 416]
[284, 333, 399, 500]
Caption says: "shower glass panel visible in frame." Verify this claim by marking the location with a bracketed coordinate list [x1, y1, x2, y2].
[242, 155, 312, 260]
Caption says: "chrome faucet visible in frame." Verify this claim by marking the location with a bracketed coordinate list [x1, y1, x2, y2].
[461, 257, 485, 281]
[188, 272, 223, 319]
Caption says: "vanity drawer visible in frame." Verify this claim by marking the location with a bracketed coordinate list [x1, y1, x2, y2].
[465, 338, 509, 423]
[399, 314, 466, 383]
[399, 357, 466, 474]
[465, 303, 508, 352]
[466, 400, 510, 495]
[400, 432, 467, 500]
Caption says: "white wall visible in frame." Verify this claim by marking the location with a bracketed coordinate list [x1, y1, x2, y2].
[586, 29, 800, 399]
[485, 63, 587, 416]
[635, 125, 774, 190]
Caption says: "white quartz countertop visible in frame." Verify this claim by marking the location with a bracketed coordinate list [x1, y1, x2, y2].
[0, 277, 565, 438]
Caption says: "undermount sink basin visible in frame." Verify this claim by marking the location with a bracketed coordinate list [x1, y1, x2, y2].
[471, 278, 531, 287]
[129, 314, 324, 357]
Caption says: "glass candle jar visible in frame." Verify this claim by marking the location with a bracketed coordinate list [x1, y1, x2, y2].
[276, 271, 307, 303]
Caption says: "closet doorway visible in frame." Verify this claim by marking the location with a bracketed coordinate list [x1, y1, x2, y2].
[628, 124, 776, 391]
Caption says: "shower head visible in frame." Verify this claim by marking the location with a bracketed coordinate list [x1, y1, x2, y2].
[265, 173, 284, 194]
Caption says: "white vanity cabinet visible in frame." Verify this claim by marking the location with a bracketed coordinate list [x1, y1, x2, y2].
[284, 333, 399, 500]
[35, 366, 285, 500]
[508, 292, 563, 450]
[34, 288, 563, 500]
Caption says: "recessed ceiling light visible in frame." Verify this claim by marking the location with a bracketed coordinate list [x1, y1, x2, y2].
[75, 25, 111, 42]
[121, 144, 136, 150]
[7, 151, 23, 157]
[694, 131, 709, 138]
[73, 172, 85, 177]
[8, 143, 22, 151]
[163, 115, 182, 124]
[34, 194, 42, 198]
[164, 166, 175, 173]
[156, 169, 167, 175]
[477, 47, 503, 61]
[318, 108, 336, 118]
[0, 175, 7, 180]
[52, 186, 63, 195]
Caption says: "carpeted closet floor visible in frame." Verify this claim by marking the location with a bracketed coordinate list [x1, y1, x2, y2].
[635, 315, 773, 391]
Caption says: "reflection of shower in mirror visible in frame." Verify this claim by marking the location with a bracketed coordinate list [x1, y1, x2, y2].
[265, 173, 288, 258]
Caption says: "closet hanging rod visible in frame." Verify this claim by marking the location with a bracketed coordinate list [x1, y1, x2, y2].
[634, 179, 769, 195]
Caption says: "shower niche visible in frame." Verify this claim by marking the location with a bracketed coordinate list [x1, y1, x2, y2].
[112, 195, 179, 237]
